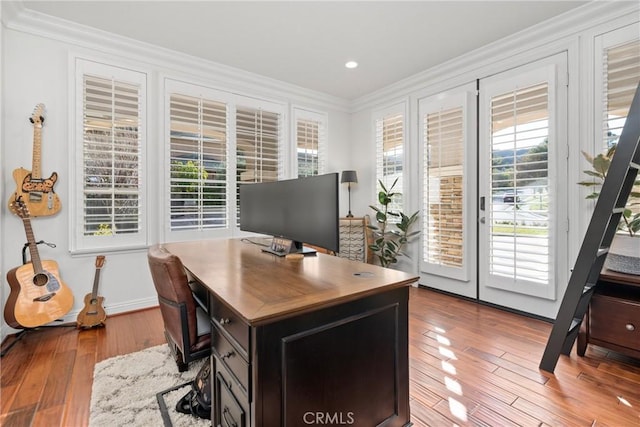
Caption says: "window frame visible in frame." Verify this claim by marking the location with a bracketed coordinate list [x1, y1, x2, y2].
[70, 57, 148, 253]
[163, 79, 232, 241]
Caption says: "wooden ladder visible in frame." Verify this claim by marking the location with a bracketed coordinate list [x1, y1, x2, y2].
[539, 82, 640, 373]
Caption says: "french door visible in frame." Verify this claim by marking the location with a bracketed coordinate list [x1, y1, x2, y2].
[419, 83, 477, 299]
[478, 53, 568, 318]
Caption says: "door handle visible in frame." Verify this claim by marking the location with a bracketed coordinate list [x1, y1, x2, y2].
[480, 196, 485, 211]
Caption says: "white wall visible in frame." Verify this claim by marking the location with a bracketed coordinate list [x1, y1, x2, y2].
[1, 1, 639, 339]
[347, 2, 639, 317]
[0, 5, 351, 339]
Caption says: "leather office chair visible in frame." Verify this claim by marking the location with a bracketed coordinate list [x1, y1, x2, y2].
[147, 244, 211, 372]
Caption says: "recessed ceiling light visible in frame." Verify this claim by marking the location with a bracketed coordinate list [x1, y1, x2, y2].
[345, 61, 358, 69]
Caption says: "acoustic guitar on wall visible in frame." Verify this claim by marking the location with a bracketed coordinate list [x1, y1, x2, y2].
[76, 255, 107, 329]
[5, 197, 74, 329]
[8, 103, 62, 217]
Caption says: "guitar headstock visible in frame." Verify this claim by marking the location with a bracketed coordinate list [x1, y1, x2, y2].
[29, 103, 46, 127]
[95, 255, 106, 269]
[9, 196, 30, 219]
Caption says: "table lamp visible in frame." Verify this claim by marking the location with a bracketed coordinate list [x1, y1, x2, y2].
[341, 170, 358, 218]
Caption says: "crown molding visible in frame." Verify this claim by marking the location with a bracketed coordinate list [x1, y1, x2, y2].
[2, 1, 350, 113]
[350, 1, 640, 112]
[4, 1, 638, 115]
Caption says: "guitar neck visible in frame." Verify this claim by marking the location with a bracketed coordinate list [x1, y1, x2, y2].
[91, 269, 102, 299]
[32, 125, 42, 180]
[22, 216, 43, 272]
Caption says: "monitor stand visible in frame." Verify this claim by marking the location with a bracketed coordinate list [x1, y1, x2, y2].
[262, 237, 317, 257]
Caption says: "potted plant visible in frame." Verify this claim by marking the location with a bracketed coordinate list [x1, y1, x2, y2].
[368, 178, 420, 268]
[579, 143, 640, 274]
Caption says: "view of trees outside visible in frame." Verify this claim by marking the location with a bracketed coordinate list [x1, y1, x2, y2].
[491, 138, 549, 225]
[83, 126, 141, 236]
[168, 93, 228, 231]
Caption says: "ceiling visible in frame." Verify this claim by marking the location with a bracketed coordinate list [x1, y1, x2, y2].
[20, 1, 589, 100]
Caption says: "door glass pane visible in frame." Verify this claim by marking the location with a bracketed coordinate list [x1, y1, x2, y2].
[489, 83, 550, 285]
[424, 107, 464, 268]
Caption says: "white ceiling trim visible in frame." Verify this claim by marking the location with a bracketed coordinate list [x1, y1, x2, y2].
[2, 1, 350, 112]
[3, 2, 639, 114]
[351, 1, 640, 112]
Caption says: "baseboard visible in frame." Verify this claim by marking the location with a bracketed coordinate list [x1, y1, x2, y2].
[0, 296, 159, 344]
[416, 284, 553, 323]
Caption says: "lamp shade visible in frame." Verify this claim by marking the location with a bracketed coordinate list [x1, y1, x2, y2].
[340, 170, 358, 184]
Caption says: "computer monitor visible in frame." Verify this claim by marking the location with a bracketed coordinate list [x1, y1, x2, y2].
[239, 173, 339, 255]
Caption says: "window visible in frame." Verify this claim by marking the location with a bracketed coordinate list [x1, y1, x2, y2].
[293, 108, 327, 178]
[597, 29, 640, 149]
[169, 93, 227, 231]
[164, 82, 285, 236]
[235, 104, 283, 226]
[72, 59, 147, 252]
[593, 25, 639, 241]
[374, 104, 406, 217]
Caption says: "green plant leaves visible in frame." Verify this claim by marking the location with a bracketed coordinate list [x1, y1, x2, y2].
[368, 178, 421, 267]
[580, 143, 639, 237]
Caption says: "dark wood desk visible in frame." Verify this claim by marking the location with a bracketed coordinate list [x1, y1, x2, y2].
[164, 239, 418, 427]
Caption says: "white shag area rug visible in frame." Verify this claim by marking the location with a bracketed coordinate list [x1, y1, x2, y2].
[90, 344, 209, 427]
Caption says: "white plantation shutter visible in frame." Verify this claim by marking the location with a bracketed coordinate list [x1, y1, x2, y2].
[81, 70, 144, 244]
[601, 38, 640, 148]
[424, 107, 465, 268]
[489, 82, 550, 285]
[169, 94, 227, 231]
[294, 109, 327, 178]
[297, 118, 319, 177]
[375, 107, 405, 218]
[420, 85, 476, 290]
[236, 106, 282, 225]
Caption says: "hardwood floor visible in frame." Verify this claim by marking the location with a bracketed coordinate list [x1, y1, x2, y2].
[1, 286, 639, 426]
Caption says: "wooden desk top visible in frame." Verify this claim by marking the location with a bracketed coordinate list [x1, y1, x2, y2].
[600, 269, 640, 288]
[162, 239, 419, 326]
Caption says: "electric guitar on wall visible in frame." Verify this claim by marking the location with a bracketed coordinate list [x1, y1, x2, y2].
[76, 255, 107, 329]
[5, 197, 74, 329]
[8, 103, 62, 217]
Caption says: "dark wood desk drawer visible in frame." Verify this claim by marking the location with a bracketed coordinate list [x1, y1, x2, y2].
[210, 295, 249, 355]
[590, 293, 640, 351]
[215, 359, 248, 427]
[212, 327, 249, 396]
